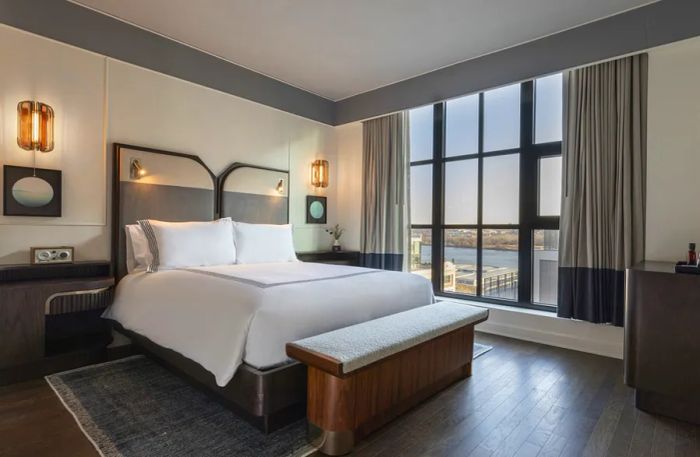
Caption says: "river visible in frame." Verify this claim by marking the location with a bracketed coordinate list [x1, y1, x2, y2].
[420, 245, 518, 268]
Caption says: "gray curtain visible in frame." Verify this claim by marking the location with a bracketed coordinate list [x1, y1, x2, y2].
[360, 112, 410, 271]
[558, 54, 647, 326]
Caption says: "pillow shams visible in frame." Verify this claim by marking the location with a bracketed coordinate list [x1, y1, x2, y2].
[234, 222, 297, 264]
[125, 224, 153, 273]
[137, 218, 236, 272]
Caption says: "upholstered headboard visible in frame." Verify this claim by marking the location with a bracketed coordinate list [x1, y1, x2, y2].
[218, 163, 289, 224]
[111, 143, 290, 280]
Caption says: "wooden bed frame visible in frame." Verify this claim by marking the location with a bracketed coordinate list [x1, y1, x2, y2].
[110, 143, 307, 432]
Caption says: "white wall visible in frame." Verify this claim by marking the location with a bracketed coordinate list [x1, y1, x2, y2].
[646, 36, 700, 262]
[0, 25, 337, 263]
[0, 25, 108, 263]
[106, 59, 337, 252]
[474, 302, 623, 359]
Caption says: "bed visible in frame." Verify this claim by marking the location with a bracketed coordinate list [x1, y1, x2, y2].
[107, 143, 433, 432]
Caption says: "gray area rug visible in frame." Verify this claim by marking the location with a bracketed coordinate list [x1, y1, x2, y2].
[474, 342, 493, 359]
[46, 356, 312, 457]
[47, 343, 494, 457]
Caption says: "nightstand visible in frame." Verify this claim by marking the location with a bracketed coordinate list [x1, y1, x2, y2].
[0, 261, 131, 385]
[296, 250, 361, 266]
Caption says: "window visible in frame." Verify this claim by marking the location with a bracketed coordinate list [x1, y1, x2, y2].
[408, 74, 563, 311]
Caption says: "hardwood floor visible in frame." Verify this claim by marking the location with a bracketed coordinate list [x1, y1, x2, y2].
[347, 334, 700, 457]
[1, 333, 698, 457]
[0, 378, 97, 457]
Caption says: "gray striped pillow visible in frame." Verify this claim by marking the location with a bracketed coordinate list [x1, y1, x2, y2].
[136, 219, 160, 272]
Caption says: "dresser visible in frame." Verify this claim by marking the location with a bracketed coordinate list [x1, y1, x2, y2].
[0, 261, 130, 385]
[625, 261, 700, 424]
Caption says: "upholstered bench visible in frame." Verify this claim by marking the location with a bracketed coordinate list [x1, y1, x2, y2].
[286, 301, 488, 455]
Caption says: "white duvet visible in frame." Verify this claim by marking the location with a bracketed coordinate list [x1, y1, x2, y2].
[104, 262, 433, 386]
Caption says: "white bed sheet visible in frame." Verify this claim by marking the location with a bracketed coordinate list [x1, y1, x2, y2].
[103, 262, 433, 386]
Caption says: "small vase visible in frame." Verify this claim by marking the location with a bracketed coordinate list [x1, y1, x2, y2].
[332, 239, 341, 252]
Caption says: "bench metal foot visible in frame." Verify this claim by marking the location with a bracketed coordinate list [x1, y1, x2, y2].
[308, 422, 354, 456]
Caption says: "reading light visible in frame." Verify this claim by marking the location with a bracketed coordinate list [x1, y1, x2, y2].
[276, 179, 285, 194]
[311, 159, 329, 188]
[130, 158, 146, 179]
[17, 101, 54, 152]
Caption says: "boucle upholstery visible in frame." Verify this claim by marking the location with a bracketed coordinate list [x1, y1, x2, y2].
[291, 301, 488, 374]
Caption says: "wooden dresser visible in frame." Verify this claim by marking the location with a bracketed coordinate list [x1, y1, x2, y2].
[0, 261, 130, 385]
[625, 261, 700, 424]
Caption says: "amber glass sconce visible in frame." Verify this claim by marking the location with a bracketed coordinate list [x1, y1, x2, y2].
[17, 101, 54, 152]
[311, 159, 329, 188]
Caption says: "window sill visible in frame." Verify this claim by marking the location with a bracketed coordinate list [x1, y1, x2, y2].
[437, 296, 556, 318]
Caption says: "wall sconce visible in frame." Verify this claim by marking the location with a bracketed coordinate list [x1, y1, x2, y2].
[311, 159, 329, 188]
[276, 179, 285, 195]
[130, 158, 146, 180]
[17, 101, 54, 152]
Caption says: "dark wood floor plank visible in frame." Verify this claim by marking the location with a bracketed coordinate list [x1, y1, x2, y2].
[628, 408, 658, 457]
[538, 352, 616, 457]
[602, 389, 639, 457]
[651, 417, 677, 457]
[438, 346, 564, 456]
[532, 354, 608, 456]
[675, 421, 700, 457]
[580, 372, 629, 457]
[474, 359, 573, 456]
[0, 379, 98, 457]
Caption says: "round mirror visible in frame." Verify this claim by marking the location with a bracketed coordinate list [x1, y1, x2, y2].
[309, 200, 325, 219]
[12, 176, 54, 207]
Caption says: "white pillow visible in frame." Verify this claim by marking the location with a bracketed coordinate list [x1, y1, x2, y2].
[124, 224, 153, 273]
[138, 218, 236, 272]
[233, 222, 297, 264]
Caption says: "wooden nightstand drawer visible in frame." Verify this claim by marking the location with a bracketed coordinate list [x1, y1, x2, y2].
[296, 251, 360, 266]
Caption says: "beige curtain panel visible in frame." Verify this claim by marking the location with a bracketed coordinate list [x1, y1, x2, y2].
[558, 53, 647, 326]
[360, 112, 410, 271]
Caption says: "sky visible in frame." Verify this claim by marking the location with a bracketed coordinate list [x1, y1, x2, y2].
[410, 73, 563, 225]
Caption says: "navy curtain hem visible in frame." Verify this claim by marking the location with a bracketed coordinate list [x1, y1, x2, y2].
[557, 267, 625, 327]
[360, 253, 403, 271]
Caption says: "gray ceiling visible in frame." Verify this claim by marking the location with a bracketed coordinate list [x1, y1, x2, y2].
[71, 0, 656, 101]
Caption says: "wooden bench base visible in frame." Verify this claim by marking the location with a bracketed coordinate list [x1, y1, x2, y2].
[303, 324, 476, 455]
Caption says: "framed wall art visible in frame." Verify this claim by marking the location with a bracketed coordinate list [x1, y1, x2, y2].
[306, 195, 327, 224]
[3, 165, 62, 217]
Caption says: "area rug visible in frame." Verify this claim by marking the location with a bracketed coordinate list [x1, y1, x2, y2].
[47, 344, 494, 457]
[473, 342, 493, 359]
[46, 356, 312, 457]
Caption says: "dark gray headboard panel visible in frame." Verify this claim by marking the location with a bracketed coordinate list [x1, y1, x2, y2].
[218, 163, 289, 225]
[112, 144, 216, 280]
[112, 146, 291, 281]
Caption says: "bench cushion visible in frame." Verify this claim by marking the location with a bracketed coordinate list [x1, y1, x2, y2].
[290, 301, 488, 374]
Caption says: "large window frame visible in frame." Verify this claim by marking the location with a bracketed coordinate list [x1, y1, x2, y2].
[410, 80, 561, 312]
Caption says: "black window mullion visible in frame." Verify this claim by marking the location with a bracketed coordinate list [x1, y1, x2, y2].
[431, 103, 445, 293]
[476, 93, 485, 297]
[518, 81, 535, 305]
